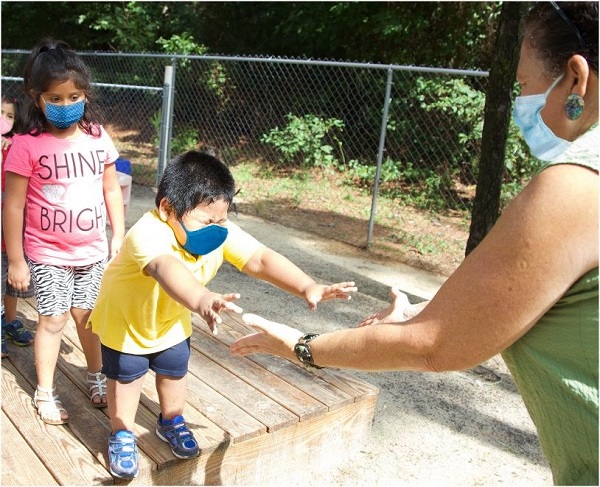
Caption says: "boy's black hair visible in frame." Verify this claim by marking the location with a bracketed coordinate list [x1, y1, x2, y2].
[155, 151, 236, 219]
[20, 37, 102, 136]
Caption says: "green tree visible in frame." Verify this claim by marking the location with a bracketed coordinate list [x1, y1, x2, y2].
[2, 2, 501, 70]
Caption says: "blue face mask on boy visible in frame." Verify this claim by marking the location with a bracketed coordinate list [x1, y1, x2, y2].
[43, 98, 85, 129]
[179, 221, 228, 256]
[512, 74, 571, 161]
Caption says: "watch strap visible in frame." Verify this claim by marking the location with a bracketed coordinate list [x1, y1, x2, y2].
[294, 333, 323, 369]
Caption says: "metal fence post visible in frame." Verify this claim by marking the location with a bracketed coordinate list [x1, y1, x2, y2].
[157, 61, 176, 185]
[366, 67, 394, 249]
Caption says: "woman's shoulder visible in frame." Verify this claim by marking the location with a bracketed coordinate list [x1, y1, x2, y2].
[547, 124, 599, 172]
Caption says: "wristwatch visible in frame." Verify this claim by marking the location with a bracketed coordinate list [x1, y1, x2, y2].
[294, 333, 323, 369]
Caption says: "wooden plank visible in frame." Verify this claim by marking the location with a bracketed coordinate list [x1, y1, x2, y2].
[1, 410, 58, 486]
[181, 367, 268, 443]
[190, 326, 328, 421]
[0, 360, 115, 485]
[188, 346, 298, 433]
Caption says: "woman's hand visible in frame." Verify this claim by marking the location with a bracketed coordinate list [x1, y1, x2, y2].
[230, 313, 303, 361]
[358, 286, 428, 327]
[304, 281, 357, 311]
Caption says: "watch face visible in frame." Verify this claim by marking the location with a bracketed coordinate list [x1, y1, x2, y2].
[294, 343, 310, 364]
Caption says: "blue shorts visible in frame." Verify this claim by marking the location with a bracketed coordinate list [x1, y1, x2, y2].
[101, 338, 191, 382]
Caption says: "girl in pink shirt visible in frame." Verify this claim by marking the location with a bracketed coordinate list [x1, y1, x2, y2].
[2, 38, 125, 425]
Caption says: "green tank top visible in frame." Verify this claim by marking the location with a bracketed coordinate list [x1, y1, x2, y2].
[502, 124, 599, 485]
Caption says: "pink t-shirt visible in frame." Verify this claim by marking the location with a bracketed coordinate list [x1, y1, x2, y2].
[4, 127, 119, 265]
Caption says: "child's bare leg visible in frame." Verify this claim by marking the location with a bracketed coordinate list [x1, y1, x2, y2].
[34, 313, 69, 422]
[156, 374, 188, 419]
[4, 295, 18, 323]
[108, 376, 145, 434]
[71, 307, 101, 371]
[71, 307, 107, 406]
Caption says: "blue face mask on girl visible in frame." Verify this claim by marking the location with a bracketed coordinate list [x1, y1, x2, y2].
[43, 98, 85, 129]
[179, 221, 229, 256]
[512, 74, 571, 161]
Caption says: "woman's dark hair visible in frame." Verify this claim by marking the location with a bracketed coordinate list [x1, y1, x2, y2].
[1, 94, 25, 136]
[155, 151, 236, 219]
[522, 2, 598, 76]
[20, 37, 102, 136]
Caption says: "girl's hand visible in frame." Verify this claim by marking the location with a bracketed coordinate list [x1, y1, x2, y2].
[304, 281, 357, 311]
[110, 235, 124, 259]
[1, 136, 12, 150]
[358, 286, 426, 327]
[230, 313, 303, 361]
[7, 260, 31, 292]
[197, 292, 243, 335]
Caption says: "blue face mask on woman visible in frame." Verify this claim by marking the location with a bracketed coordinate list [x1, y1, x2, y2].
[43, 98, 85, 129]
[512, 74, 571, 161]
[180, 221, 228, 256]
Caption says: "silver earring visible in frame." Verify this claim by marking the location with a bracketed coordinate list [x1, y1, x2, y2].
[565, 93, 584, 120]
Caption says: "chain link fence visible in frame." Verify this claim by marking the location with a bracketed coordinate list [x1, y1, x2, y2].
[2, 51, 494, 275]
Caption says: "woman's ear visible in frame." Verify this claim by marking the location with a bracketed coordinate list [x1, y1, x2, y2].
[566, 54, 590, 97]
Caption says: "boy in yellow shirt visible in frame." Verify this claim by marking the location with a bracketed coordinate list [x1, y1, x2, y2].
[88, 151, 356, 479]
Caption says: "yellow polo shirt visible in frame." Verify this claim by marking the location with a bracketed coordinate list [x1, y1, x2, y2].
[88, 210, 264, 354]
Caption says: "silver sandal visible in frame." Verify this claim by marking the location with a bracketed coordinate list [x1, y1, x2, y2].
[87, 371, 108, 408]
[32, 386, 68, 425]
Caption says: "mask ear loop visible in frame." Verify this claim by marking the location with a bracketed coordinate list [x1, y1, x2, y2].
[544, 74, 564, 97]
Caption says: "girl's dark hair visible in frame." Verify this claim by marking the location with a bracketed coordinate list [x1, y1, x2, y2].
[20, 37, 102, 136]
[155, 151, 236, 219]
[522, 2, 598, 76]
[1, 94, 25, 137]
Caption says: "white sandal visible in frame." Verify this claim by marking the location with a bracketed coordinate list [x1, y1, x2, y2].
[32, 386, 68, 425]
[87, 371, 108, 408]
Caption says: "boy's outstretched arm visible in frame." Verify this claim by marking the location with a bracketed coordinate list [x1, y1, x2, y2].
[241, 247, 356, 311]
[145, 254, 242, 334]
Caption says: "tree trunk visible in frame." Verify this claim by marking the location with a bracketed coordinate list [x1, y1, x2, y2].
[465, 1, 531, 256]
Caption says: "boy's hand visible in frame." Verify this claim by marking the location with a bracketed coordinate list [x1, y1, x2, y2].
[198, 292, 243, 335]
[304, 281, 357, 311]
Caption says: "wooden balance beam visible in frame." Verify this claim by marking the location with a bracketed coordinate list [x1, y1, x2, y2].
[1, 298, 379, 485]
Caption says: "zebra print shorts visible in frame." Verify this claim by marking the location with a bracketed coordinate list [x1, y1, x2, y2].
[27, 258, 107, 316]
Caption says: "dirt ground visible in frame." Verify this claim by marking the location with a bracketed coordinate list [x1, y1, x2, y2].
[127, 184, 552, 486]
